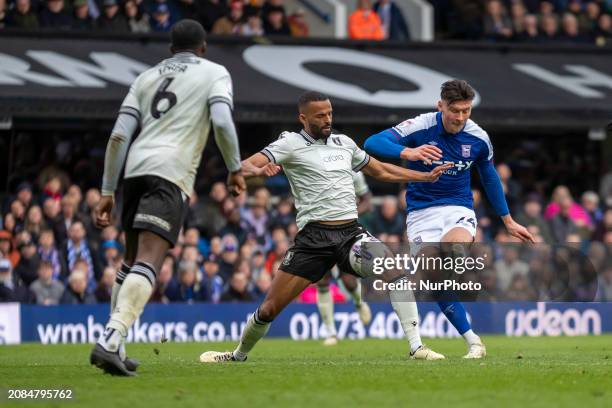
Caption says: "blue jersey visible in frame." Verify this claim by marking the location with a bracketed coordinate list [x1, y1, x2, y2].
[364, 111, 509, 216]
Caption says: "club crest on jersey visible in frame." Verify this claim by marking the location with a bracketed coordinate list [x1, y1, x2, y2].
[428, 141, 438, 146]
[461, 145, 471, 158]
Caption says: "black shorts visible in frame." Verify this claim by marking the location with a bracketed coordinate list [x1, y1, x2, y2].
[280, 221, 367, 282]
[121, 175, 188, 247]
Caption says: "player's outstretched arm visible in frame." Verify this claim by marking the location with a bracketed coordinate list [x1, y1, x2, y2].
[362, 157, 452, 183]
[477, 160, 535, 243]
[364, 129, 442, 164]
[241, 153, 281, 178]
[95, 113, 139, 228]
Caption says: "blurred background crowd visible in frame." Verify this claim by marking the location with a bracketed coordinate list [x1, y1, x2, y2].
[0, 0, 611, 44]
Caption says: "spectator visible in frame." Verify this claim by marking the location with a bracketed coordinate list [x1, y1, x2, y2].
[165, 261, 205, 303]
[39, 0, 73, 29]
[539, 13, 560, 41]
[373, 0, 410, 41]
[52, 195, 79, 245]
[252, 270, 271, 301]
[29, 261, 64, 305]
[124, 0, 149, 32]
[59, 220, 102, 288]
[286, 8, 308, 37]
[201, 256, 224, 302]
[549, 196, 580, 242]
[221, 272, 254, 302]
[517, 13, 540, 41]
[264, 5, 291, 35]
[217, 236, 239, 282]
[100, 239, 122, 268]
[94, 266, 115, 302]
[184, 227, 208, 258]
[97, 0, 128, 32]
[241, 11, 264, 36]
[559, 12, 591, 42]
[0, 259, 33, 303]
[348, 0, 385, 40]
[212, 0, 244, 34]
[0, 230, 19, 267]
[42, 197, 61, 227]
[59, 268, 96, 304]
[150, 2, 172, 32]
[496, 163, 522, 214]
[506, 274, 537, 300]
[41, 176, 63, 202]
[37, 228, 61, 279]
[151, 255, 175, 303]
[370, 196, 404, 237]
[515, 194, 553, 243]
[14, 235, 40, 287]
[7, 0, 39, 30]
[584, 1, 601, 31]
[473, 189, 493, 240]
[544, 186, 591, 226]
[509, 0, 528, 36]
[594, 12, 612, 45]
[9, 200, 26, 233]
[72, 0, 96, 30]
[242, 187, 272, 247]
[198, 182, 228, 237]
[269, 196, 295, 229]
[494, 245, 529, 290]
[25, 205, 47, 243]
[483, 0, 514, 41]
[567, 0, 591, 32]
[3, 213, 17, 236]
[593, 209, 612, 241]
[219, 202, 248, 246]
[581, 191, 603, 225]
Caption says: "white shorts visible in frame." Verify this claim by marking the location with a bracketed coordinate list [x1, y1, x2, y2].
[406, 205, 477, 249]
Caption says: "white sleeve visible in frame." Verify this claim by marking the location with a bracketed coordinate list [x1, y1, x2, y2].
[208, 72, 234, 110]
[352, 172, 370, 196]
[118, 78, 142, 122]
[101, 113, 139, 196]
[260, 132, 292, 165]
[210, 102, 241, 173]
[345, 137, 370, 172]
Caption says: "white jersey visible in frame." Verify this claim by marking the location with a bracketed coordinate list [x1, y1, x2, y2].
[120, 52, 233, 196]
[352, 171, 369, 197]
[261, 130, 370, 230]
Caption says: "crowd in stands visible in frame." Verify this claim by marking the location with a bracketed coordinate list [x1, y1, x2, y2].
[1, 157, 611, 305]
[0, 0, 309, 37]
[432, 0, 612, 44]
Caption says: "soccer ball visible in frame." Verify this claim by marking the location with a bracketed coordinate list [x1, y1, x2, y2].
[348, 234, 386, 278]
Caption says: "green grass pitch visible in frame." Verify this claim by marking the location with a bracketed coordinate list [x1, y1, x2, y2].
[1, 336, 611, 408]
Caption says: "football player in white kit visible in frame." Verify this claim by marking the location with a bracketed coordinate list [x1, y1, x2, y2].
[200, 92, 453, 363]
[90, 20, 271, 375]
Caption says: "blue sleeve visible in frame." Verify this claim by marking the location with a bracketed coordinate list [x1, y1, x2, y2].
[364, 129, 406, 159]
[477, 160, 510, 216]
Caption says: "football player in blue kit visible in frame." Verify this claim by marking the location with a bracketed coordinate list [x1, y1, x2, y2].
[364, 79, 534, 358]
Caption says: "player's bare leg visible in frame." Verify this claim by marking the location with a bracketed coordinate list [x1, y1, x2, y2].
[200, 270, 312, 363]
[91, 231, 170, 375]
[440, 227, 486, 359]
[316, 273, 338, 346]
[339, 273, 371, 326]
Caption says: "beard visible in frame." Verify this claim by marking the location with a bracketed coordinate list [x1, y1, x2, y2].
[309, 122, 332, 139]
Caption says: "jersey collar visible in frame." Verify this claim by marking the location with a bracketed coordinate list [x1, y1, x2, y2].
[300, 129, 317, 144]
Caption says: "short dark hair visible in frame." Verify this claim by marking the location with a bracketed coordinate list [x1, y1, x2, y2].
[171, 19, 207, 50]
[440, 79, 475, 104]
[298, 91, 329, 111]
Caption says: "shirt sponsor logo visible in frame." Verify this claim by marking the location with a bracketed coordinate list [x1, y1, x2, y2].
[323, 154, 345, 163]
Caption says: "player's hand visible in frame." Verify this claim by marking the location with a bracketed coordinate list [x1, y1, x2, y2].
[94, 195, 114, 229]
[257, 163, 281, 177]
[400, 145, 443, 165]
[426, 163, 453, 182]
[504, 218, 535, 243]
[227, 170, 247, 197]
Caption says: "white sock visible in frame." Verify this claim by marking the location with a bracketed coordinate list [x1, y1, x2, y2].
[98, 327, 124, 353]
[349, 280, 362, 308]
[105, 262, 156, 343]
[233, 309, 270, 361]
[110, 262, 130, 314]
[316, 287, 337, 337]
[463, 329, 481, 346]
[389, 278, 422, 353]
